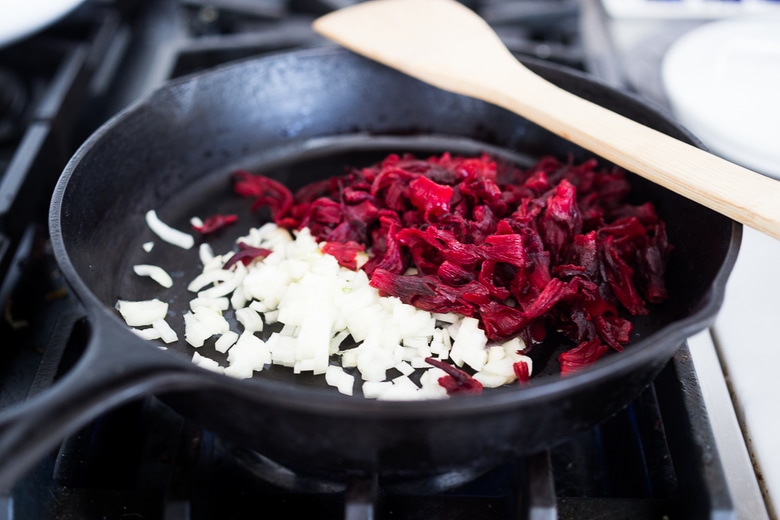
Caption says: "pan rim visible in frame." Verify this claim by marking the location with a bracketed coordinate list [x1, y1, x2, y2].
[48, 46, 742, 417]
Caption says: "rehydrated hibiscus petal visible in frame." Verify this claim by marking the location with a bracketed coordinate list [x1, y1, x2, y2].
[232, 170, 293, 222]
[408, 175, 454, 218]
[192, 213, 238, 234]
[322, 241, 365, 271]
[513, 359, 531, 384]
[425, 356, 483, 395]
[558, 338, 610, 376]
[223, 242, 272, 269]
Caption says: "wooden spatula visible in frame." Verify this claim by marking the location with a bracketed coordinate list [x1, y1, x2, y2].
[313, 0, 780, 240]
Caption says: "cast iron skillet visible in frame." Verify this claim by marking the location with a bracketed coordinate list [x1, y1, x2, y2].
[0, 47, 740, 491]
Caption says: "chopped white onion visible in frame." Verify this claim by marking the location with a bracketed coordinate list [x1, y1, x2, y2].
[192, 352, 225, 374]
[235, 307, 264, 333]
[133, 264, 174, 288]
[121, 221, 533, 400]
[152, 319, 178, 343]
[189, 296, 230, 312]
[187, 269, 233, 292]
[145, 209, 194, 250]
[215, 331, 239, 353]
[199, 243, 215, 265]
[325, 365, 355, 396]
[183, 311, 213, 347]
[116, 299, 168, 327]
[227, 332, 271, 375]
[131, 327, 161, 340]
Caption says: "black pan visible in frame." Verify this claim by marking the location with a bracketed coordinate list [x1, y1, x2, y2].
[0, 47, 740, 491]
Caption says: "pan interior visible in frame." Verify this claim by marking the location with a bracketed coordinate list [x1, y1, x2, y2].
[51, 50, 737, 400]
[105, 134, 558, 391]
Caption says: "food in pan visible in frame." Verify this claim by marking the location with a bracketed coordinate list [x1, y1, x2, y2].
[116, 152, 672, 399]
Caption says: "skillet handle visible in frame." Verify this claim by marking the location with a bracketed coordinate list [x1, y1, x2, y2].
[0, 315, 210, 493]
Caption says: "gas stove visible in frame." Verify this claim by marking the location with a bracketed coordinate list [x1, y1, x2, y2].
[0, 1, 769, 519]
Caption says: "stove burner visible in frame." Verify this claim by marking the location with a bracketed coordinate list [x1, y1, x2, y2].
[0, 68, 27, 142]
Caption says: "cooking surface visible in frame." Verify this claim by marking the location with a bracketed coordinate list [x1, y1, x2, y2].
[0, 0, 773, 518]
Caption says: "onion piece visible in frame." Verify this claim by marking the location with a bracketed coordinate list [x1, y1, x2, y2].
[183, 311, 214, 347]
[192, 352, 225, 374]
[215, 331, 239, 353]
[133, 264, 174, 288]
[131, 327, 161, 340]
[199, 243, 215, 265]
[187, 269, 234, 292]
[189, 296, 230, 312]
[145, 209, 194, 250]
[325, 365, 355, 396]
[152, 319, 178, 343]
[116, 299, 168, 327]
[235, 307, 263, 333]
[226, 332, 271, 375]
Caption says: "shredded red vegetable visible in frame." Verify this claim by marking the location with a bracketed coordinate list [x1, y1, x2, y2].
[232, 152, 672, 377]
[321, 241, 366, 271]
[222, 241, 272, 270]
[424, 357, 483, 395]
[513, 359, 531, 384]
[192, 213, 238, 234]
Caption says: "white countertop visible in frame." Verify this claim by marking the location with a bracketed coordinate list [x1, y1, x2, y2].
[711, 225, 780, 518]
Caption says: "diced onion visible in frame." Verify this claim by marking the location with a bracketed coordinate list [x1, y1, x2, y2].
[192, 352, 224, 374]
[121, 222, 532, 400]
[215, 331, 238, 353]
[187, 269, 233, 292]
[199, 243, 215, 265]
[133, 264, 174, 288]
[325, 365, 355, 396]
[152, 319, 178, 344]
[132, 327, 161, 340]
[116, 299, 168, 327]
[145, 209, 194, 250]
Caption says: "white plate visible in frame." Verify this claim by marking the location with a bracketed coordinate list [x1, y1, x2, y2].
[661, 15, 780, 179]
[602, 0, 780, 20]
[0, 0, 85, 48]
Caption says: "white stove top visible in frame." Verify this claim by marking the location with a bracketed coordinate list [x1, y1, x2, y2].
[711, 226, 780, 517]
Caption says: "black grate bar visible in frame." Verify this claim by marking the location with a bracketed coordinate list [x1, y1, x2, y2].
[0, 495, 11, 520]
[164, 500, 192, 520]
[527, 451, 557, 520]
